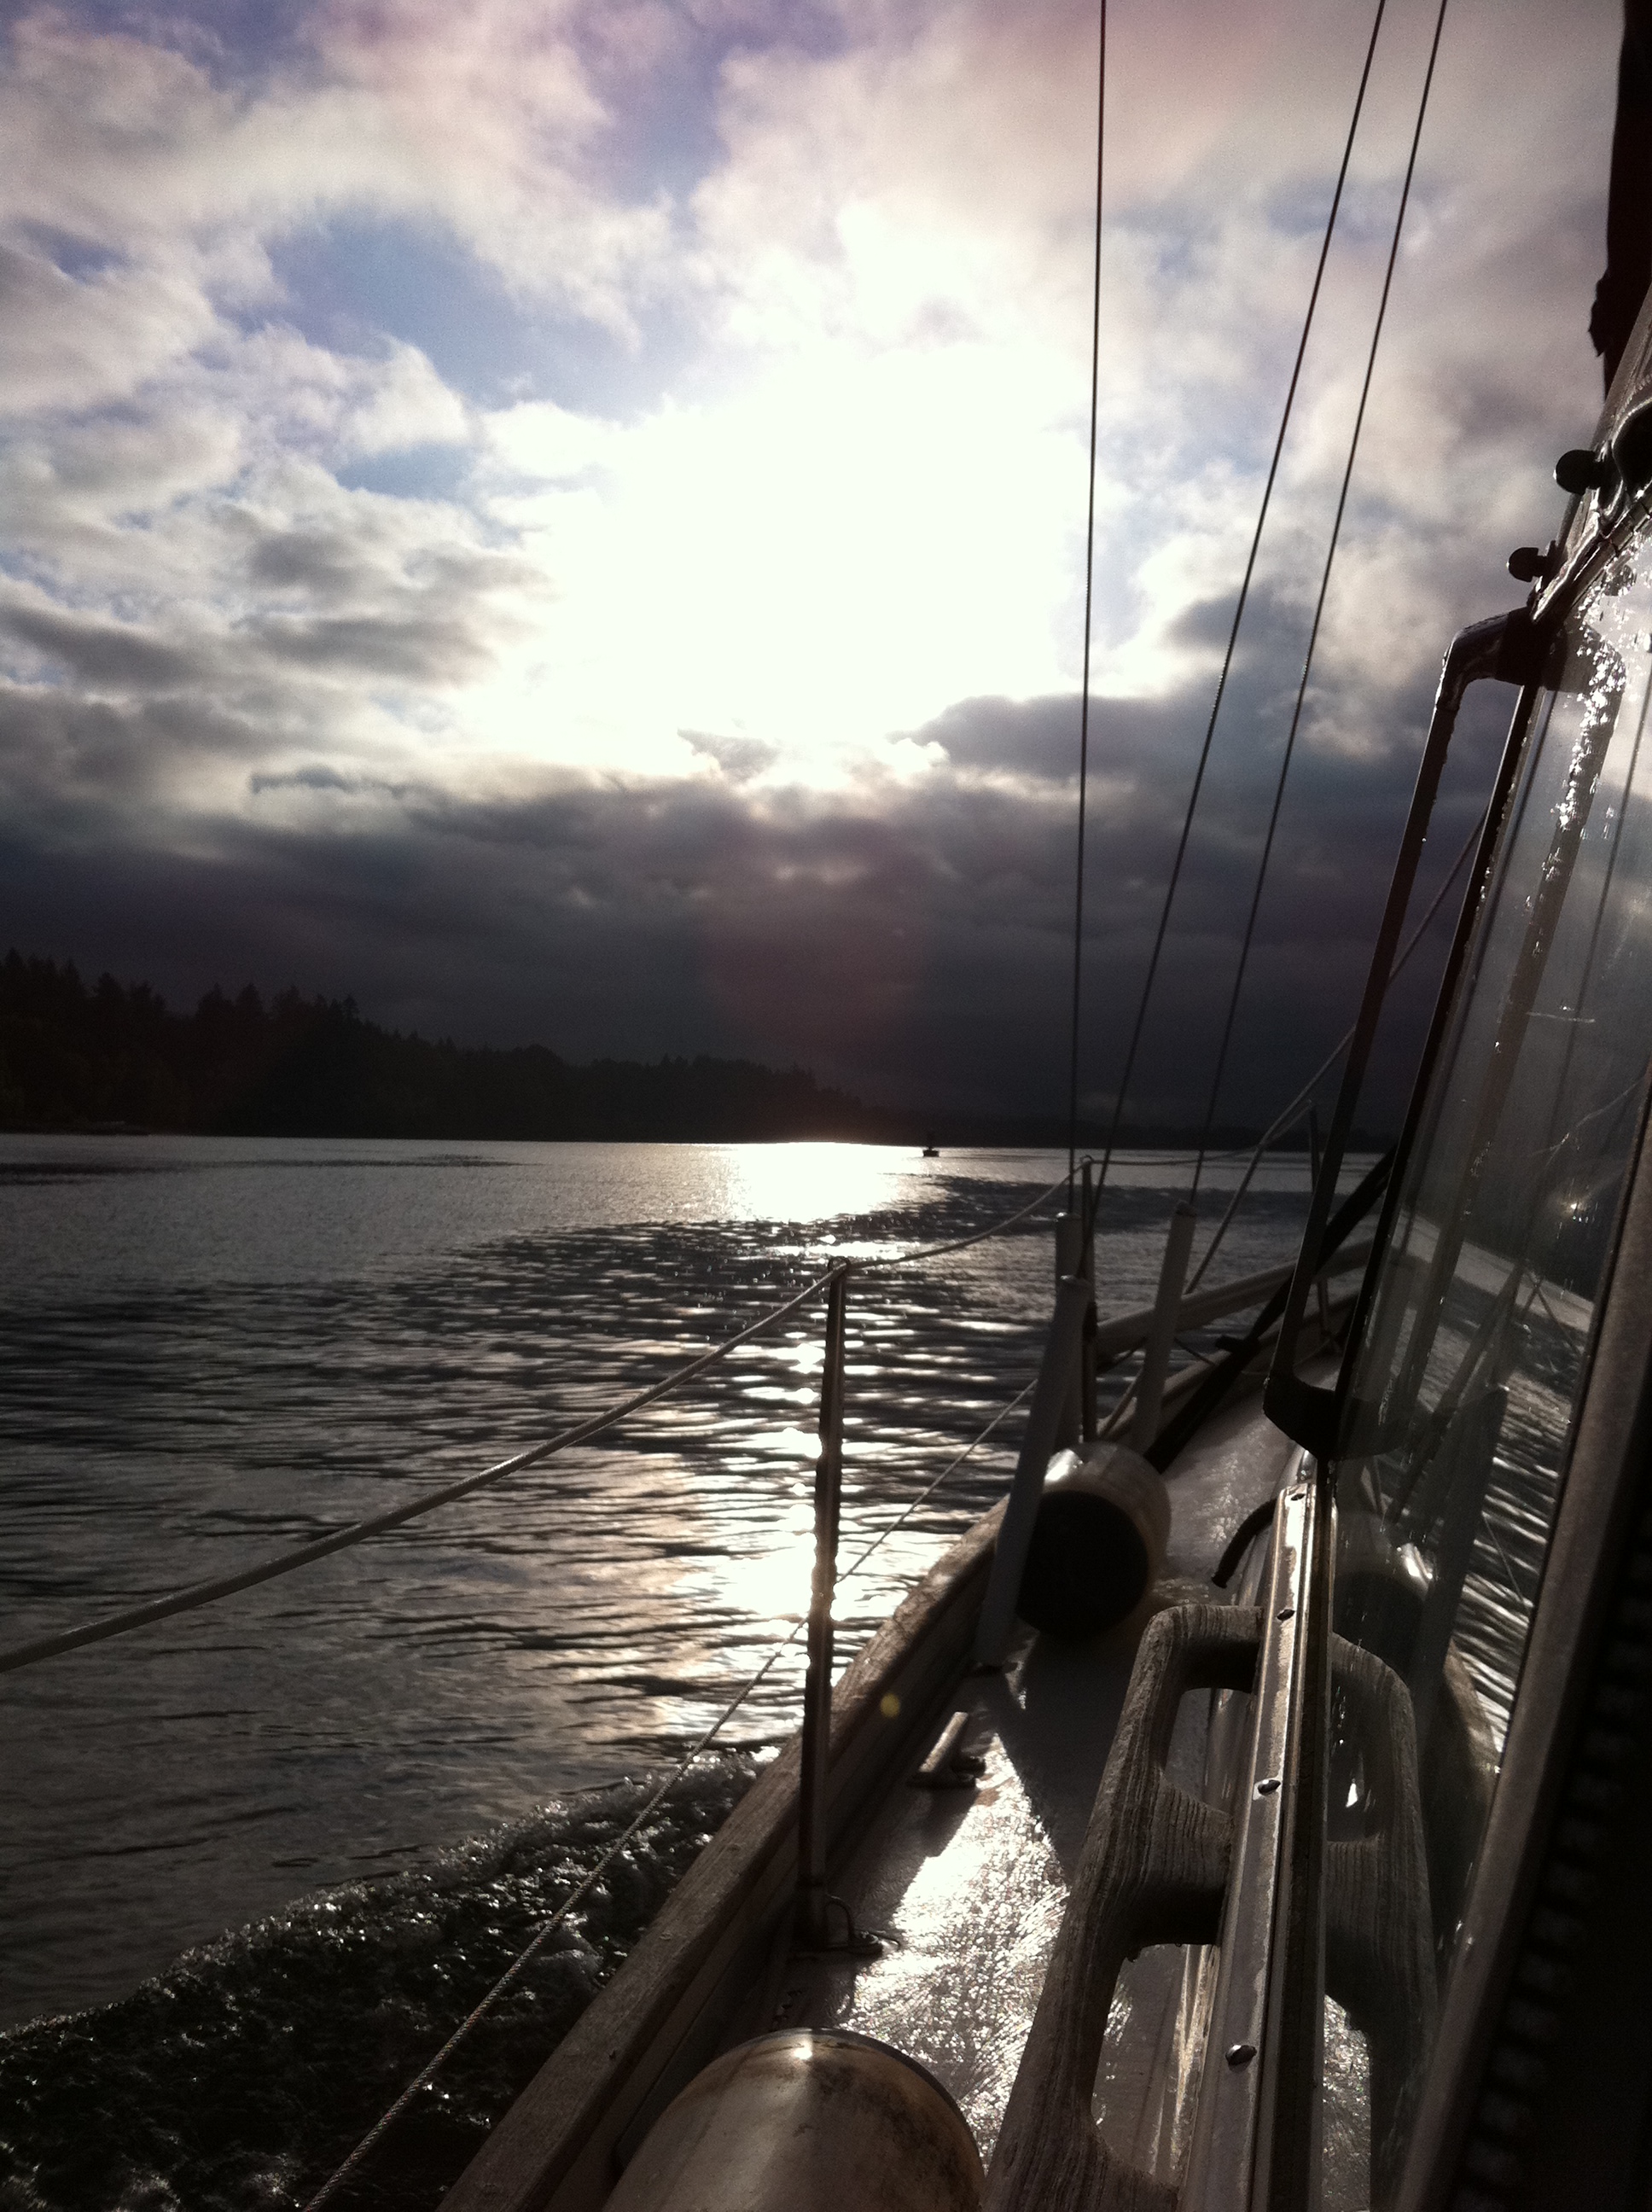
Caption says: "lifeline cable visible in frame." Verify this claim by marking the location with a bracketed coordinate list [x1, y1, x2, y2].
[1066, 0, 1109, 1180]
[0, 1107, 1376, 1683]
[858, 1166, 1070, 1268]
[1190, 0, 1454, 1198]
[0, 1270, 835, 1676]
[300, 1639, 806, 2212]
[300, 1372, 1038, 2212]
[1086, 0, 1389, 1205]
[0, 1172, 1073, 1676]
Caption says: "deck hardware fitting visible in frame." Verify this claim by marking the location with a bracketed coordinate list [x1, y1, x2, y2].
[1256, 1776, 1282, 1796]
[1555, 446, 1614, 494]
[1508, 543, 1559, 585]
[1226, 2044, 1258, 2069]
[792, 1893, 884, 1962]
[912, 1709, 986, 1790]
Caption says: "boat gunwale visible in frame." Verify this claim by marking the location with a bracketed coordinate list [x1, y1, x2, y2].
[438, 1499, 1004, 2212]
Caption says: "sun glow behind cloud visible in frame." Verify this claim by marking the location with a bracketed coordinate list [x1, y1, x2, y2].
[0, 0, 1625, 1112]
[482, 334, 1084, 775]
[0, 0, 1615, 785]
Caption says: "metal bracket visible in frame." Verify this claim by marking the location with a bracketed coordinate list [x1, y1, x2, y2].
[790, 1894, 885, 1962]
[910, 1708, 986, 1790]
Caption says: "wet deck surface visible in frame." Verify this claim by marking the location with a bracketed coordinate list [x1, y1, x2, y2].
[736, 1396, 1299, 2157]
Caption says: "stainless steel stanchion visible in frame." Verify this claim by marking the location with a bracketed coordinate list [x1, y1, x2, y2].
[794, 1267, 876, 1955]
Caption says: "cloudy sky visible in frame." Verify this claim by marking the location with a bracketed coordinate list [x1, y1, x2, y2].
[0, 0, 1626, 1126]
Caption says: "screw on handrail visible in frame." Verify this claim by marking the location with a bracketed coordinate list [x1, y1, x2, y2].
[1131, 1202, 1198, 1452]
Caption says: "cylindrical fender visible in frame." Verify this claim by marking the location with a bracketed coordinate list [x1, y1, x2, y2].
[1016, 1441, 1171, 1639]
[608, 2028, 983, 2212]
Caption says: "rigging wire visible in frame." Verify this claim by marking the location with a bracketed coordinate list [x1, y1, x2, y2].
[1183, 800, 1486, 1291]
[300, 1373, 1038, 2212]
[1066, 0, 1109, 1182]
[1190, 0, 1455, 1199]
[1084, 0, 1389, 1219]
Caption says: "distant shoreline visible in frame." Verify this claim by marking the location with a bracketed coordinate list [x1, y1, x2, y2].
[1, 1124, 1383, 1148]
[0, 951, 1392, 1151]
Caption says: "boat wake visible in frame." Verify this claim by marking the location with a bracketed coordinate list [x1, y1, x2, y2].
[0, 1754, 762, 2212]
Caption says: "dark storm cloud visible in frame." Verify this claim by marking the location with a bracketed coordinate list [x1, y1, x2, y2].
[246, 765, 429, 805]
[922, 694, 1085, 780]
[246, 530, 369, 596]
[253, 612, 492, 684]
[1164, 582, 1306, 666]
[0, 658, 1494, 1132]
[0, 681, 274, 829]
[1, 521, 522, 740]
[0, 0, 1608, 1151]
[232, 528, 535, 684]
[0, 603, 199, 691]
[683, 732, 780, 782]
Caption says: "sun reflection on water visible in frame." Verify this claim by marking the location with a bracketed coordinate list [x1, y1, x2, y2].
[713, 1515, 817, 1625]
[710, 1142, 920, 1226]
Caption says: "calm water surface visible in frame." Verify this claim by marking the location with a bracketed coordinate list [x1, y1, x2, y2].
[0, 1137, 1318, 2209]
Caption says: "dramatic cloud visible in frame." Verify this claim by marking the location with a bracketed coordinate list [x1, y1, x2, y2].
[0, 0, 1625, 1126]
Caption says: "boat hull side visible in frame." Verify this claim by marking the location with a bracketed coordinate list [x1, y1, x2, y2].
[439, 1499, 1005, 2212]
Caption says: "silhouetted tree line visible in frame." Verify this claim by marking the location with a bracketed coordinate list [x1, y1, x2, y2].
[0, 952, 891, 1140]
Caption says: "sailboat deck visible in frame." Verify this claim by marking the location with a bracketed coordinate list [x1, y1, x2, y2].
[730, 1394, 1298, 2159]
